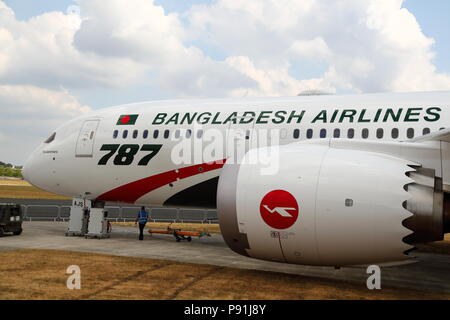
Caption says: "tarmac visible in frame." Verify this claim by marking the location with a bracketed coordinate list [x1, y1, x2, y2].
[0, 221, 449, 294]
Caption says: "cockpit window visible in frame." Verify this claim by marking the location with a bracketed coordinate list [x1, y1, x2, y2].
[44, 132, 56, 143]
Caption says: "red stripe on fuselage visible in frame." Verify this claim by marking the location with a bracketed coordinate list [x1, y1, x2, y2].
[96, 161, 226, 203]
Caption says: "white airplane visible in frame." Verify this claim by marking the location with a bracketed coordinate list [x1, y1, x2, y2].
[23, 91, 450, 267]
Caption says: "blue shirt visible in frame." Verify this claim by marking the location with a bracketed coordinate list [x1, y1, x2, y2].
[137, 210, 149, 224]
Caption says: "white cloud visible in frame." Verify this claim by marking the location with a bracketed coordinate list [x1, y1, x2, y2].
[0, 0, 261, 97]
[1, 0, 447, 97]
[187, 0, 450, 93]
[1, 0, 450, 163]
[71, 0, 257, 97]
[74, 0, 186, 65]
[289, 38, 332, 61]
[225, 56, 332, 97]
[154, 47, 258, 98]
[0, 1, 143, 89]
[0, 85, 90, 164]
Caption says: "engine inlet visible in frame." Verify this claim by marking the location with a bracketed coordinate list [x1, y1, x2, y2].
[403, 167, 444, 244]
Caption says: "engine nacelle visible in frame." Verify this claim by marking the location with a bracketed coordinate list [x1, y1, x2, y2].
[217, 144, 446, 267]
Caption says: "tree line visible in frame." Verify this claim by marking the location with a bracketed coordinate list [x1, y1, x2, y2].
[0, 161, 23, 178]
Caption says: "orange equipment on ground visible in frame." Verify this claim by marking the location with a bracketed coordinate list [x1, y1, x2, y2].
[148, 223, 211, 242]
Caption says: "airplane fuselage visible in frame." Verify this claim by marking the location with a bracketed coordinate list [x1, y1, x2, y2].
[23, 91, 450, 208]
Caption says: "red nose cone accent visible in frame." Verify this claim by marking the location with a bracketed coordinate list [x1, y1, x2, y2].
[121, 115, 131, 124]
[260, 190, 299, 230]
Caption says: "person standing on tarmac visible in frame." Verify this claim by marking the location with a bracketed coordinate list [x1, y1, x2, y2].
[135, 206, 149, 240]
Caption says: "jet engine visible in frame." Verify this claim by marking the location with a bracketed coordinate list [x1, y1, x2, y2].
[217, 144, 448, 267]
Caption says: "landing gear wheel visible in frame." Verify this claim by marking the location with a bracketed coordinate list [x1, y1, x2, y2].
[13, 229, 22, 236]
[0, 227, 4, 237]
[176, 238, 181, 242]
[187, 236, 192, 242]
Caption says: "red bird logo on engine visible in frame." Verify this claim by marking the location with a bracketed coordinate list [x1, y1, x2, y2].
[260, 190, 299, 230]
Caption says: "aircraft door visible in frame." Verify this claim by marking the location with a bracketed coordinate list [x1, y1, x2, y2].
[76, 120, 100, 157]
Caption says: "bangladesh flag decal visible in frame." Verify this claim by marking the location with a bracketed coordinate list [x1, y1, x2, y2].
[117, 114, 139, 125]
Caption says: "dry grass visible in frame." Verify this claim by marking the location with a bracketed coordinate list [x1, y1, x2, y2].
[0, 179, 30, 186]
[0, 249, 447, 300]
[0, 185, 70, 200]
[113, 222, 221, 234]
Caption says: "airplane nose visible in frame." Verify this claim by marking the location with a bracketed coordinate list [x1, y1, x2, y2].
[22, 151, 40, 187]
[21, 165, 29, 182]
[22, 156, 34, 185]
[22, 147, 59, 193]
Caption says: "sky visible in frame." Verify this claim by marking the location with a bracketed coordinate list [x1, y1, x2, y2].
[0, 0, 450, 165]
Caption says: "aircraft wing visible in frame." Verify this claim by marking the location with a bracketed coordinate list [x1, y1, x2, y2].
[411, 128, 450, 143]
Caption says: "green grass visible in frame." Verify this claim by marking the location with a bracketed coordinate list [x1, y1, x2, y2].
[0, 166, 22, 178]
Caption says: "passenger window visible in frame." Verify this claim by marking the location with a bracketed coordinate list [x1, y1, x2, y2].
[197, 130, 204, 139]
[407, 128, 415, 139]
[246, 130, 251, 140]
[320, 129, 327, 139]
[174, 130, 181, 139]
[186, 129, 192, 139]
[347, 129, 355, 139]
[133, 130, 138, 139]
[334, 129, 340, 138]
[122, 130, 128, 139]
[153, 130, 159, 139]
[306, 129, 313, 139]
[113, 130, 118, 139]
[143, 130, 149, 139]
[423, 128, 431, 135]
[391, 128, 399, 139]
[293, 129, 300, 139]
[376, 129, 384, 139]
[362, 129, 369, 139]
[164, 130, 170, 139]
